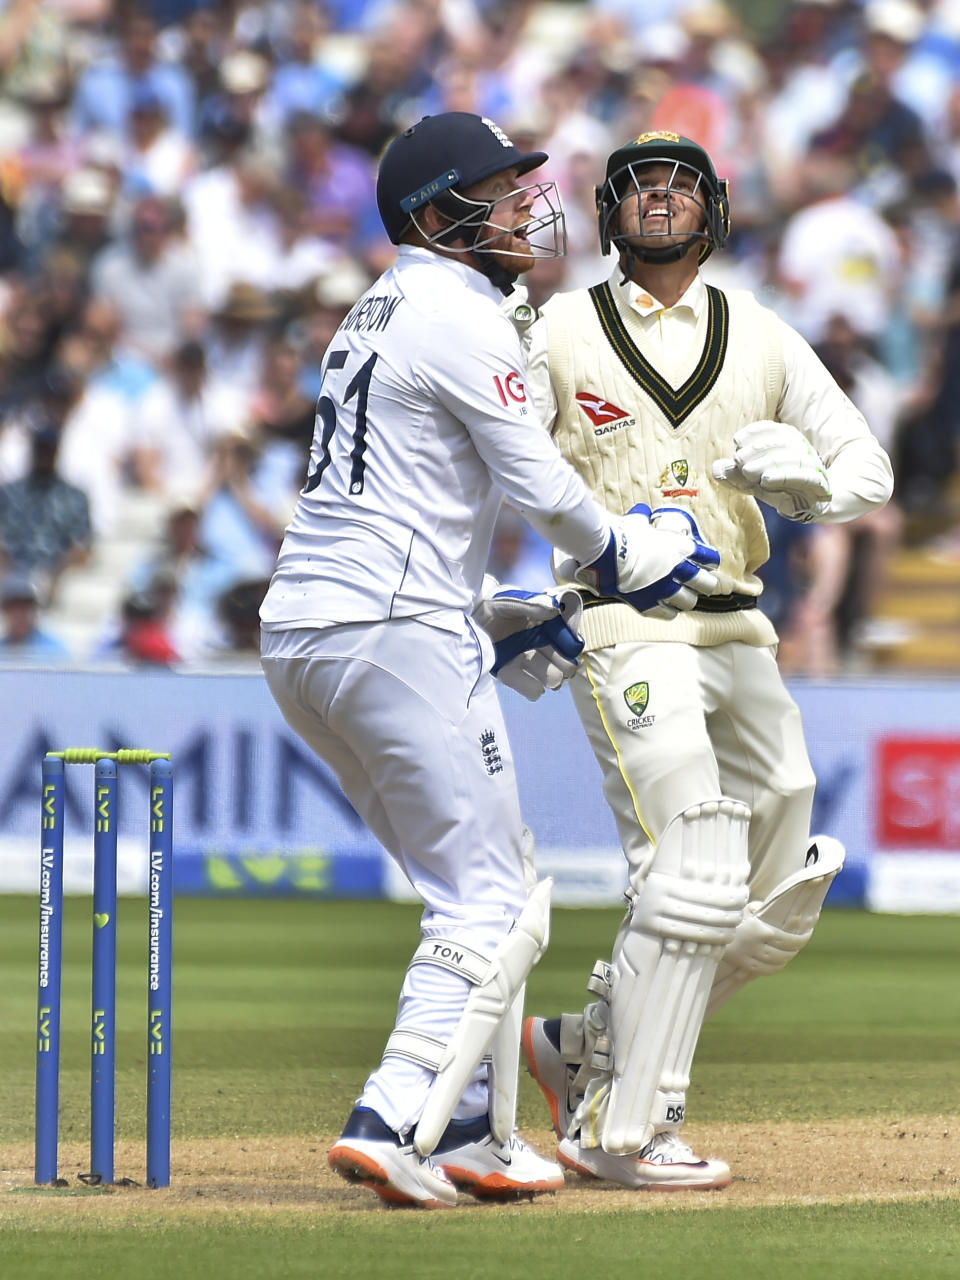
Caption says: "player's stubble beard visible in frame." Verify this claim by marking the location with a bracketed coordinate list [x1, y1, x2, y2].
[481, 225, 536, 279]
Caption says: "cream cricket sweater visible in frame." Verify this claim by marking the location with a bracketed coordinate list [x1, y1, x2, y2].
[539, 274, 787, 650]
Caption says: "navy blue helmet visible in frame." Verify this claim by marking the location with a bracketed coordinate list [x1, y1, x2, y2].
[376, 112, 548, 245]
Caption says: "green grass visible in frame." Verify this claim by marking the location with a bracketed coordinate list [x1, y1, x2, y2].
[1, 1201, 959, 1280]
[1, 897, 959, 1278]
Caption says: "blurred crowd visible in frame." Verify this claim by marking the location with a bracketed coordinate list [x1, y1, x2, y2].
[1, 0, 960, 673]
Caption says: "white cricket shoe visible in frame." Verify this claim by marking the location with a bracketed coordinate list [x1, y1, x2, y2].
[328, 1107, 457, 1209]
[522, 1015, 579, 1138]
[558, 1130, 731, 1191]
[435, 1115, 565, 1199]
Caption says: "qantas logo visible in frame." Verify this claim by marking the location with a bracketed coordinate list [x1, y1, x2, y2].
[575, 393, 634, 434]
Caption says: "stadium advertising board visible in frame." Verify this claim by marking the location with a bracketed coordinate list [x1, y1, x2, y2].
[0, 670, 958, 910]
[871, 736, 960, 912]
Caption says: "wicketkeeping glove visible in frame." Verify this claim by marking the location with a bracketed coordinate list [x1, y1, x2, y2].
[473, 577, 585, 702]
[646, 506, 724, 618]
[713, 420, 831, 522]
[558, 504, 721, 618]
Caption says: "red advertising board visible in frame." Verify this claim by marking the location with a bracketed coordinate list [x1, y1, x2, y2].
[877, 737, 960, 849]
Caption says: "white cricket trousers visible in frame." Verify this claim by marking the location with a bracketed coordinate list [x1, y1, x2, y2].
[261, 618, 527, 1134]
[571, 639, 817, 899]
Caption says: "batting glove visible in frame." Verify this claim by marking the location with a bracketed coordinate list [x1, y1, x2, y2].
[713, 420, 831, 522]
[473, 578, 584, 702]
[559, 504, 721, 618]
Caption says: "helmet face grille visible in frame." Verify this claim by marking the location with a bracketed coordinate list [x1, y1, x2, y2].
[596, 134, 730, 264]
[416, 180, 566, 264]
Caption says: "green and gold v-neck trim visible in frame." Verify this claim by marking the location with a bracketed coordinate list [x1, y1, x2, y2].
[588, 281, 730, 429]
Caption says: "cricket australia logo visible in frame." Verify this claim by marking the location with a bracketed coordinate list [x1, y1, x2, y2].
[624, 682, 648, 716]
[623, 682, 655, 730]
[658, 458, 698, 498]
[479, 729, 503, 776]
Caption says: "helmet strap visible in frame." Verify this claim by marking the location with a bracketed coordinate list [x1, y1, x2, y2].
[469, 252, 518, 296]
[618, 243, 637, 286]
[427, 194, 522, 296]
[616, 233, 702, 276]
[426, 217, 520, 295]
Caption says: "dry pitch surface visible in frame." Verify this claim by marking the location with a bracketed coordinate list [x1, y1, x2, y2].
[3, 1119, 959, 1220]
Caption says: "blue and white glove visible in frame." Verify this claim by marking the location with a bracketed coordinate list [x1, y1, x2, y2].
[559, 504, 721, 619]
[473, 577, 584, 702]
[713, 420, 831, 522]
[645, 506, 724, 618]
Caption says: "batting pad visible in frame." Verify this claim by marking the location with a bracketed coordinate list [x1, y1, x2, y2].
[602, 800, 750, 1155]
[413, 877, 552, 1155]
[706, 834, 845, 1016]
